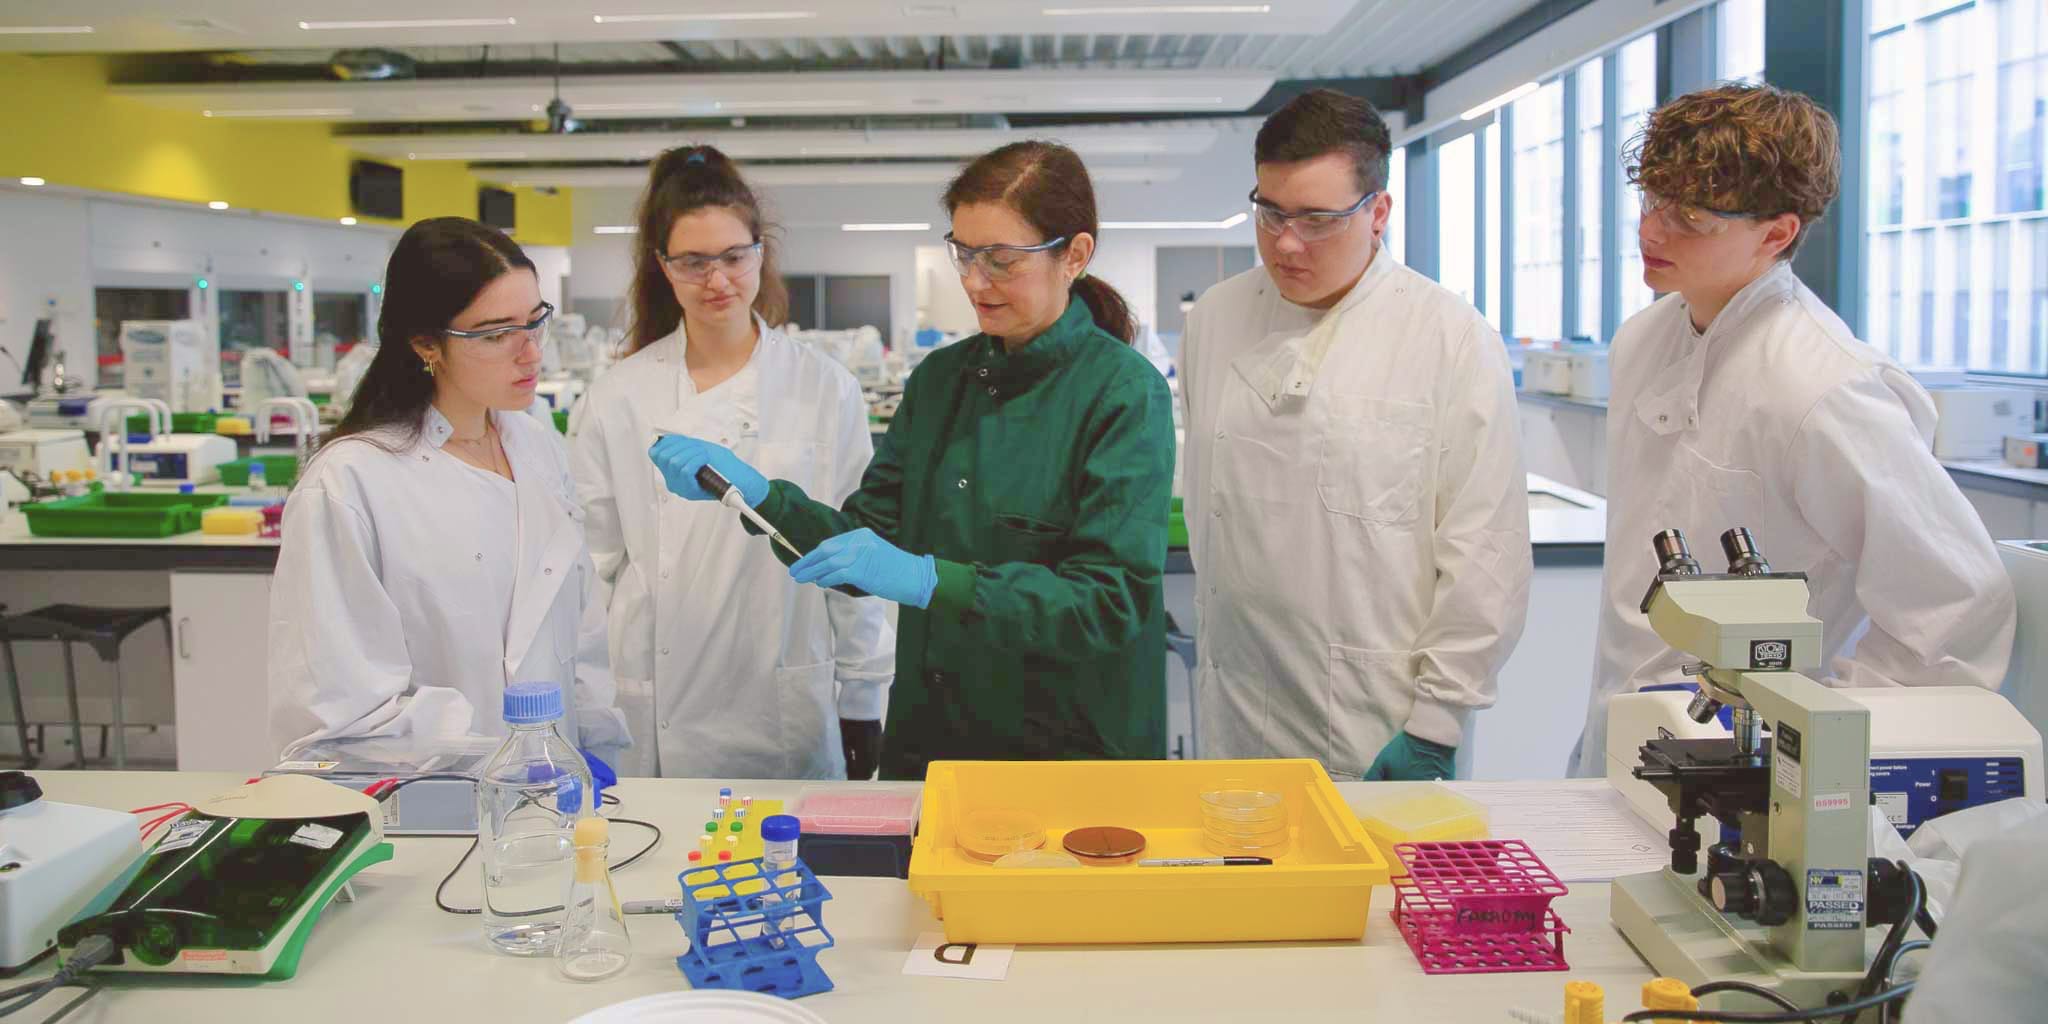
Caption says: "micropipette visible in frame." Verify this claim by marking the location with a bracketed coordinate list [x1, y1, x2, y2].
[650, 431, 805, 557]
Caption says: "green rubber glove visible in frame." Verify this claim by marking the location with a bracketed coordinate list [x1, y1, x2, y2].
[1363, 732, 1457, 781]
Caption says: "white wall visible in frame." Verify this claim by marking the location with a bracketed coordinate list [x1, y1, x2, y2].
[0, 189, 93, 388]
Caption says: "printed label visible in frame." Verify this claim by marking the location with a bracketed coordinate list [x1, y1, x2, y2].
[1814, 793, 1855, 813]
[290, 823, 344, 851]
[154, 818, 213, 854]
[1774, 749, 1802, 798]
[1806, 868, 1866, 930]
[274, 760, 339, 772]
[179, 949, 232, 972]
[1750, 639, 1792, 670]
[1875, 792, 1911, 825]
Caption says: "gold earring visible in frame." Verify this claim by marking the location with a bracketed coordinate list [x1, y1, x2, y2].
[423, 362, 435, 377]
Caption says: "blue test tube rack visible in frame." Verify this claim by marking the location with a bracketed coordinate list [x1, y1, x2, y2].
[673, 857, 836, 999]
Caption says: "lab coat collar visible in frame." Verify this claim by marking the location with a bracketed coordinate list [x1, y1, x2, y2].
[671, 314, 772, 399]
[1235, 241, 1398, 408]
[1631, 262, 1797, 437]
[421, 406, 458, 450]
[964, 293, 1095, 397]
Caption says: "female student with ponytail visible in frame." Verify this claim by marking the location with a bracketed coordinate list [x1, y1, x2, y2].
[572, 146, 895, 780]
[651, 141, 1175, 779]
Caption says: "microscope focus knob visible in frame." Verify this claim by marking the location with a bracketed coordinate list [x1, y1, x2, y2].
[1709, 870, 1758, 918]
[1753, 862, 1797, 926]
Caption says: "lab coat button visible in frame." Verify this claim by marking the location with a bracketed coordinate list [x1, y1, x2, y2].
[987, 387, 998, 397]
[978, 368, 989, 378]
[957, 478, 968, 489]
[660, 647, 670, 656]
[544, 567, 553, 576]
[1659, 414, 1669, 423]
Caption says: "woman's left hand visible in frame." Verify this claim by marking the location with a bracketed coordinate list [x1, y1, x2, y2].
[790, 528, 938, 608]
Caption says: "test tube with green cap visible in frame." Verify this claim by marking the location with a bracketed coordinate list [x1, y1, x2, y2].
[729, 821, 744, 833]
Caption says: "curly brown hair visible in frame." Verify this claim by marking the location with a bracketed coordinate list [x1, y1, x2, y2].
[1625, 83, 1840, 259]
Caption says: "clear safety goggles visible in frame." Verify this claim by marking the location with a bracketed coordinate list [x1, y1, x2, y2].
[1639, 191, 1761, 239]
[443, 301, 553, 360]
[945, 233, 1069, 283]
[1249, 188, 1378, 242]
[656, 241, 764, 285]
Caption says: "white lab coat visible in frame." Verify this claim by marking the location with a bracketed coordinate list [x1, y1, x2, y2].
[1572, 263, 2014, 776]
[570, 318, 895, 779]
[1181, 247, 1533, 776]
[268, 407, 628, 760]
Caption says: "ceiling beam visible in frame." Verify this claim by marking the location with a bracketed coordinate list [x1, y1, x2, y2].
[1419, 0, 1601, 90]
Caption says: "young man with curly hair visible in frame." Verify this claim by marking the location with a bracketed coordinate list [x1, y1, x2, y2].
[1570, 84, 2015, 776]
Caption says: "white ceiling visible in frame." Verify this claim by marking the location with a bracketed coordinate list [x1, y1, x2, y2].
[346, 121, 1233, 163]
[2, 1, 1530, 78]
[110, 69, 1279, 122]
[500, 161, 1186, 189]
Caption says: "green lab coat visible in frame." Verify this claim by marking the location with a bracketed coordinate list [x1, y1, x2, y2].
[753, 295, 1174, 780]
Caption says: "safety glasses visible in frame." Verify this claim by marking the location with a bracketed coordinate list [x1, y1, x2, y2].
[656, 241, 764, 284]
[1249, 188, 1378, 242]
[443, 301, 553, 359]
[945, 233, 1069, 283]
[1640, 192, 1760, 239]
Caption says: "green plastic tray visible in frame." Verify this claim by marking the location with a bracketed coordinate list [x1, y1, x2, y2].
[125, 412, 222, 435]
[217, 455, 300, 488]
[1167, 497, 1188, 549]
[22, 492, 230, 538]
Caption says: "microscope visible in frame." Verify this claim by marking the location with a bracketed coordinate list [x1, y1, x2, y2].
[1610, 528, 1915, 1008]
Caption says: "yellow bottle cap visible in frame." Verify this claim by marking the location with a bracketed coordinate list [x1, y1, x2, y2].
[1641, 977, 1698, 1011]
[1564, 980, 1605, 1024]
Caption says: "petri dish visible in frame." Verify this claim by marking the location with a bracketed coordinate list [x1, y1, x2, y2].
[1062, 826, 1148, 867]
[957, 808, 1047, 863]
[1200, 784, 1285, 823]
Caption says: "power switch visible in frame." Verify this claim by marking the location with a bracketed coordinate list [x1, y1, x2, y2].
[1938, 769, 1970, 803]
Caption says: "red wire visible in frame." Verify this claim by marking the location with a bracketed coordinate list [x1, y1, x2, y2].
[130, 802, 192, 815]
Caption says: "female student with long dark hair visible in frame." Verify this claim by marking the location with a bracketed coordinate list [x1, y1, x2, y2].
[269, 217, 627, 762]
[651, 141, 1173, 780]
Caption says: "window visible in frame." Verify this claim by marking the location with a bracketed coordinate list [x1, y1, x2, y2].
[1865, 0, 2048, 373]
[1437, 133, 1478, 309]
[1575, 60, 1606, 341]
[1483, 121, 1503, 330]
[1510, 80, 1566, 340]
[1386, 146, 1407, 264]
[1717, 0, 1767, 85]
[93, 287, 190, 389]
[313, 293, 369, 350]
[1618, 32, 1659, 321]
[219, 289, 290, 386]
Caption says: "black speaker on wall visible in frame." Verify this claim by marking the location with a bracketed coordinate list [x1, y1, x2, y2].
[349, 160, 404, 219]
[479, 187, 516, 232]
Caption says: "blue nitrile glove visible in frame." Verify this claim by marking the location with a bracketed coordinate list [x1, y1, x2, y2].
[1364, 732, 1457, 781]
[648, 434, 768, 506]
[789, 528, 938, 609]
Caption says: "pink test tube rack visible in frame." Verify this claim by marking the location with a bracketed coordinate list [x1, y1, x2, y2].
[1389, 839, 1571, 975]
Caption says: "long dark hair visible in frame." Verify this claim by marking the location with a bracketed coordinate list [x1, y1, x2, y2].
[325, 217, 534, 450]
[626, 145, 790, 355]
[941, 140, 1136, 344]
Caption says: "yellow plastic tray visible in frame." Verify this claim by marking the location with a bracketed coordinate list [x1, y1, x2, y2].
[909, 759, 1387, 945]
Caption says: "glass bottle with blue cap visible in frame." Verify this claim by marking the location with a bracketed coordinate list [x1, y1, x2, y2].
[476, 680, 595, 956]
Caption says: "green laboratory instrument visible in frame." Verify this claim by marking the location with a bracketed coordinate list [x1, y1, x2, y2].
[56, 775, 393, 979]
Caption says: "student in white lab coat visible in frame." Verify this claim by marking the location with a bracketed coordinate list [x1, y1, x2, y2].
[270, 218, 629, 763]
[571, 146, 895, 780]
[1181, 90, 1532, 780]
[1571, 84, 2014, 776]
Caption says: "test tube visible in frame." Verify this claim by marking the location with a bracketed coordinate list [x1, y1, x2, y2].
[698, 833, 714, 854]
[718, 851, 732, 862]
[725, 833, 740, 848]
[718, 787, 733, 804]
[730, 821, 744, 833]
[741, 795, 754, 808]
[712, 806, 726, 820]
[734, 805, 749, 820]
[688, 850, 703, 862]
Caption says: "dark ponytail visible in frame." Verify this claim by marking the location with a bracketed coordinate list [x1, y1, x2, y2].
[324, 217, 533, 452]
[942, 141, 1137, 344]
[627, 145, 789, 355]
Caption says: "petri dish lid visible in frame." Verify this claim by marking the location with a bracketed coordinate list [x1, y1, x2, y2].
[1062, 825, 1148, 860]
[957, 807, 1047, 861]
[569, 991, 829, 1024]
[1200, 785, 1284, 820]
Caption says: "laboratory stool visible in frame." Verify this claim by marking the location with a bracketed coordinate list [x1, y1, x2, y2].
[0, 604, 172, 769]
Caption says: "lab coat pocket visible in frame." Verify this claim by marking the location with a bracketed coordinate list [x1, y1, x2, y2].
[1673, 444, 1766, 537]
[1317, 397, 1432, 525]
[992, 512, 1068, 566]
[1327, 644, 1415, 778]
[773, 660, 838, 778]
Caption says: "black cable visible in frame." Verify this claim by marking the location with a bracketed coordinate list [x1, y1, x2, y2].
[1844, 865, 1923, 1024]
[432, 810, 660, 916]
[0, 936, 115, 1019]
[1617, 982, 1914, 1023]
[371, 773, 483, 802]
[1692, 981, 1803, 1013]
[32, 986, 99, 1024]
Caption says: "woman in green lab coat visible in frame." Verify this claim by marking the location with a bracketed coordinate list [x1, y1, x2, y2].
[650, 141, 1173, 780]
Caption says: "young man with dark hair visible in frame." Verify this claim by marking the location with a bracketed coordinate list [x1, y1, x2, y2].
[1181, 88, 1531, 781]
[1572, 83, 2014, 776]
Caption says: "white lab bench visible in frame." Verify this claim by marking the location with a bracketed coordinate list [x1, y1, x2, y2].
[10, 771, 1659, 1024]
[0, 508, 277, 772]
